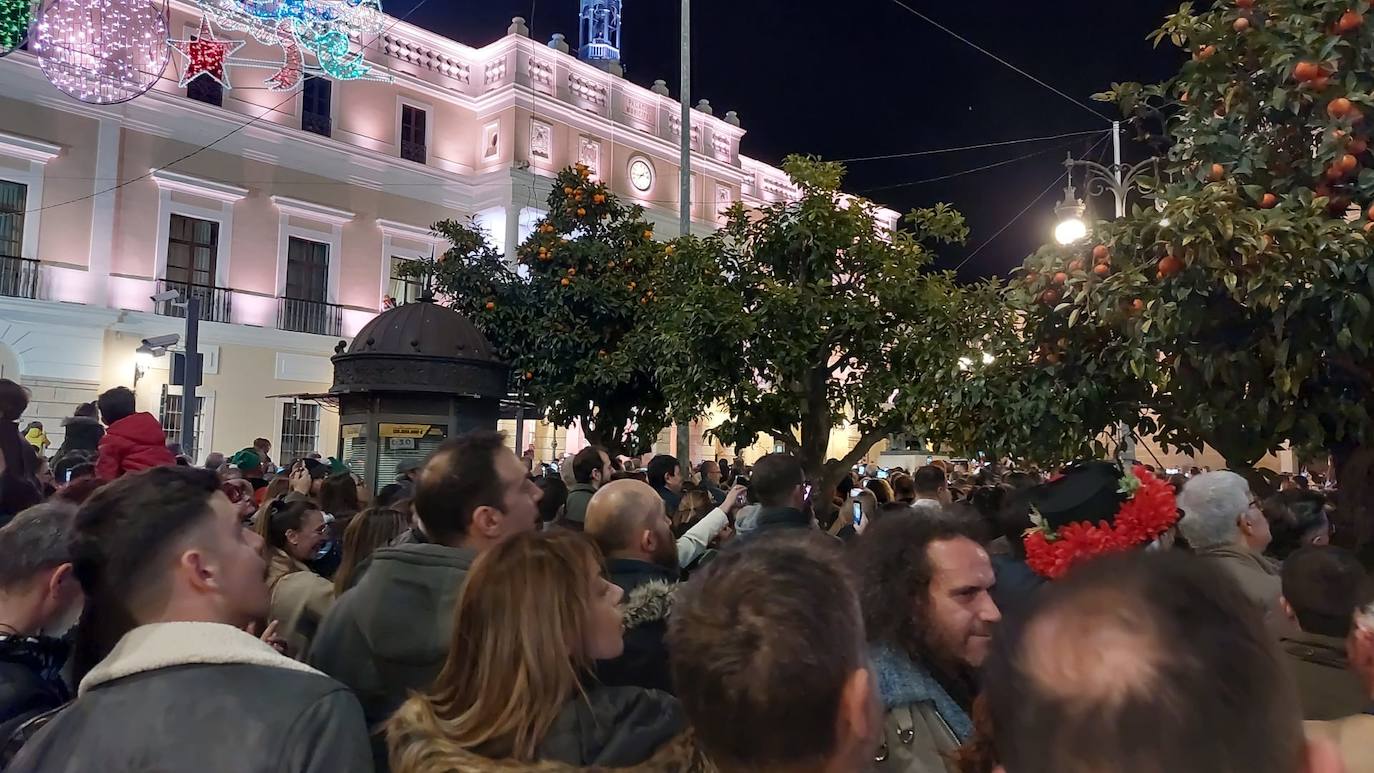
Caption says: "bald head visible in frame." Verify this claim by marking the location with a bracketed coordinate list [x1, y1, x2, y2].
[585, 479, 668, 558]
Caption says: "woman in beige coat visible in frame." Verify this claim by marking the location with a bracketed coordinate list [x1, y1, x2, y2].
[256, 498, 335, 659]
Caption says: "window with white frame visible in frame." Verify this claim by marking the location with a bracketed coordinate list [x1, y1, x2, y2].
[159, 385, 206, 461]
[279, 400, 320, 461]
[388, 255, 423, 305]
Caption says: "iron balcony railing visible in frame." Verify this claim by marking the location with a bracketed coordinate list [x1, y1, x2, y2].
[0, 255, 40, 300]
[154, 279, 233, 323]
[278, 296, 343, 336]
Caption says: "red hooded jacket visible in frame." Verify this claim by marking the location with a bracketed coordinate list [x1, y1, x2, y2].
[96, 412, 176, 481]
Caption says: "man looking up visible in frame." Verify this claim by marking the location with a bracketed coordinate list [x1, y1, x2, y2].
[309, 430, 541, 771]
[9, 466, 371, 772]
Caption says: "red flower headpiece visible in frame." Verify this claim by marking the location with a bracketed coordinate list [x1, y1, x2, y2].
[1024, 465, 1179, 580]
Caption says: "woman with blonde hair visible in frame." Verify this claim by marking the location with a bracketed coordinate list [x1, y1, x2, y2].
[674, 489, 715, 536]
[387, 530, 702, 771]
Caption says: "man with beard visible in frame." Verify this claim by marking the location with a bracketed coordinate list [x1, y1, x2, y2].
[853, 513, 1000, 773]
[585, 479, 684, 693]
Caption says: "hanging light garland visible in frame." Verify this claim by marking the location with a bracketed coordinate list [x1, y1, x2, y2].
[33, 0, 170, 104]
[0, 0, 32, 56]
[191, 0, 387, 84]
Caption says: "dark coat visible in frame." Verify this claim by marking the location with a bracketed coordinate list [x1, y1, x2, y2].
[1281, 630, 1371, 720]
[386, 685, 698, 772]
[54, 416, 103, 463]
[7, 621, 372, 773]
[596, 559, 678, 694]
[309, 542, 479, 772]
[0, 635, 69, 743]
[990, 553, 1045, 619]
[94, 412, 176, 481]
[748, 506, 812, 538]
[0, 421, 42, 522]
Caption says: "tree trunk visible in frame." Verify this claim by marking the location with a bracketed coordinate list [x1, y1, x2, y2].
[1332, 442, 1374, 567]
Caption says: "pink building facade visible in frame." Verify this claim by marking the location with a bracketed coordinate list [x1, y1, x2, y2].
[0, 5, 898, 464]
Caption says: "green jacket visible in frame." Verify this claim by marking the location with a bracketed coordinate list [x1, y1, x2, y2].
[563, 483, 597, 525]
[1282, 630, 1370, 720]
[308, 542, 479, 772]
[1192, 543, 1281, 614]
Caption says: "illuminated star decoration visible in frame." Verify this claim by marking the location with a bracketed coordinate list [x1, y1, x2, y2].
[168, 17, 245, 89]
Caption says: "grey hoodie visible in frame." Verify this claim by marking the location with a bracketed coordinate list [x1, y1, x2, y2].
[308, 542, 480, 772]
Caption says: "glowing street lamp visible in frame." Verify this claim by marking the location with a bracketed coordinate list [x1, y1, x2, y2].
[1053, 182, 1088, 245]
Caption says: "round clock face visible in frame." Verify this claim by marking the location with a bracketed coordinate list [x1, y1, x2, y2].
[629, 159, 653, 191]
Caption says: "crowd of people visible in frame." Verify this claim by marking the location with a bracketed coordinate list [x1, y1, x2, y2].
[0, 373, 1372, 772]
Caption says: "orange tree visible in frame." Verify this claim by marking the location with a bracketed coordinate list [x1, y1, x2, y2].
[650, 156, 980, 508]
[419, 164, 670, 456]
[1006, 0, 1374, 540]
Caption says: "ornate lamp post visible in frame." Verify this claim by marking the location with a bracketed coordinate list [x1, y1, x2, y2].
[1053, 122, 1161, 243]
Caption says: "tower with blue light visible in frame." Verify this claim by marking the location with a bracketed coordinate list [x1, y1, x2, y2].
[578, 0, 621, 71]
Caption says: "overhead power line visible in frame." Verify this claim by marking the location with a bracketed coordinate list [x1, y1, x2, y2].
[879, 0, 1116, 123]
[833, 128, 1106, 163]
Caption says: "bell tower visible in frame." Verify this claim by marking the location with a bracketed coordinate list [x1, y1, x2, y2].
[577, 0, 621, 71]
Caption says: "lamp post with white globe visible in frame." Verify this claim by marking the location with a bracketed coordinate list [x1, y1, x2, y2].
[1052, 121, 1160, 244]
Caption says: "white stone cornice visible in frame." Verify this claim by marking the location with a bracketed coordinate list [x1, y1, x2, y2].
[0, 131, 61, 164]
[270, 195, 355, 225]
[376, 218, 442, 245]
[150, 168, 249, 202]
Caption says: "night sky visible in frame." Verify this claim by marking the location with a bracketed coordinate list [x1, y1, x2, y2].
[385, 0, 1182, 279]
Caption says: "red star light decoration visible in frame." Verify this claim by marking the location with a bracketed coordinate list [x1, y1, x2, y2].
[168, 17, 245, 89]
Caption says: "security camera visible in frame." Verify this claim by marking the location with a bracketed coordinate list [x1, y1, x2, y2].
[150, 289, 181, 303]
[141, 334, 181, 349]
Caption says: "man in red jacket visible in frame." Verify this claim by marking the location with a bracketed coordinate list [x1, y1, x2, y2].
[94, 387, 175, 481]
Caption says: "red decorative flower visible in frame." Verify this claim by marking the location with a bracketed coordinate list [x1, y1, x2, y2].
[1025, 466, 1179, 580]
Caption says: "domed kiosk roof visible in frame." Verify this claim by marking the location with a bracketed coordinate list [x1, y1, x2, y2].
[330, 298, 508, 397]
[346, 297, 496, 360]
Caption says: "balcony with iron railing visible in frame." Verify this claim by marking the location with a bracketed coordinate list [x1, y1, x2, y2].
[154, 279, 233, 323]
[302, 111, 332, 137]
[0, 255, 40, 300]
[278, 296, 344, 336]
[400, 140, 427, 164]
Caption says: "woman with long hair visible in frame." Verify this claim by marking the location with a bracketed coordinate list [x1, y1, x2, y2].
[0, 380, 43, 524]
[256, 499, 335, 658]
[318, 473, 363, 529]
[673, 489, 715, 537]
[387, 530, 697, 771]
[333, 506, 409, 595]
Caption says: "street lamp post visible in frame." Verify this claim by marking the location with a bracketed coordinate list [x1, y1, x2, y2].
[1054, 121, 1160, 243]
[674, 0, 691, 478]
[1050, 121, 1160, 464]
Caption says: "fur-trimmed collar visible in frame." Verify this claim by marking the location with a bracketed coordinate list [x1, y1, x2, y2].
[79, 621, 323, 694]
[622, 580, 676, 630]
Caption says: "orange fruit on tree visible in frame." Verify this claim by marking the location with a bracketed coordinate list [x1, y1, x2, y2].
[1093, 263, 1111, 277]
[642, 229, 653, 238]
[1366, 204, 1374, 221]
[1068, 259, 1085, 272]
[1328, 97, 1353, 119]
[484, 301, 496, 310]
[1131, 298, 1145, 312]
[1294, 61, 1321, 81]
[524, 371, 533, 380]
[1092, 244, 1110, 261]
[664, 245, 675, 255]
[560, 278, 570, 287]
[1052, 272, 1068, 285]
[1340, 153, 1360, 173]
[1326, 165, 1345, 182]
[593, 194, 606, 204]
[1196, 45, 1216, 60]
[1233, 16, 1250, 31]
[1041, 288, 1061, 305]
[1365, 221, 1374, 234]
[1159, 255, 1184, 278]
[1311, 75, 1331, 92]
[1260, 192, 1278, 208]
[1045, 352, 1062, 365]
[1338, 10, 1363, 33]
[1236, 0, 1254, 8]
[1208, 163, 1226, 181]
[576, 208, 587, 217]
[1351, 137, 1369, 154]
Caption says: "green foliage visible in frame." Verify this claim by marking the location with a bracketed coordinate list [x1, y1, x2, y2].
[416, 165, 670, 456]
[1011, 0, 1374, 466]
[652, 154, 977, 496]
